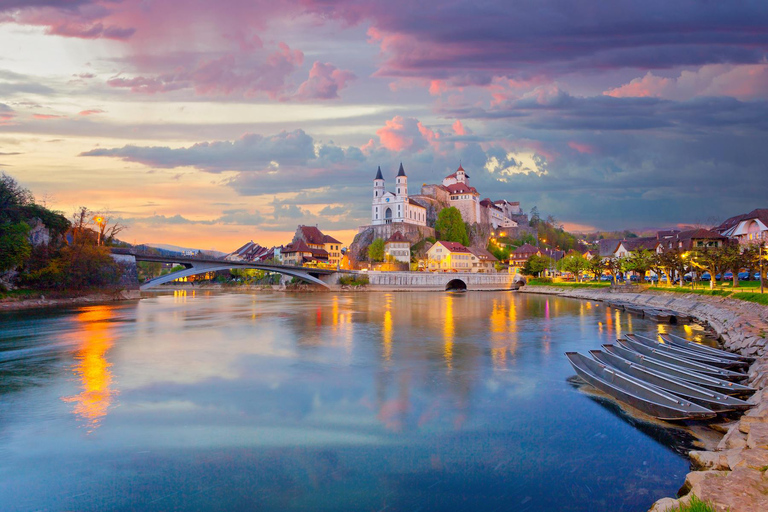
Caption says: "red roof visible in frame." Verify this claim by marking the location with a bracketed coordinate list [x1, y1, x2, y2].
[513, 243, 539, 255]
[469, 247, 498, 261]
[298, 225, 326, 245]
[386, 231, 408, 243]
[446, 183, 478, 195]
[322, 234, 342, 244]
[436, 241, 471, 253]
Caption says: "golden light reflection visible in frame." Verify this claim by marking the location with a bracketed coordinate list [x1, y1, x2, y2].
[444, 295, 454, 371]
[174, 289, 187, 303]
[62, 305, 116, 433]
[615, 310, 622, 340]
[490, 301, 508, 369]
[383, 310, 393, 362]
[657, 323, 668, 337]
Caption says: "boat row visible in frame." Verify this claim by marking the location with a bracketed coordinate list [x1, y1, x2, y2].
[566, 332, 756, 421]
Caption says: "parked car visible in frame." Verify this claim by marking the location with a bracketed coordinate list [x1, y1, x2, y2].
[738, 271, 751, 281]
[600, 275, 612, 281]
[701, 272, 711, 281]
[723, 272, 733, 281]
[756, 272, 762, 280]
[629, 275, 640, 282]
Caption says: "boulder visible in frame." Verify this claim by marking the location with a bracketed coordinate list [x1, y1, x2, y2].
[746, 423, 768, 449]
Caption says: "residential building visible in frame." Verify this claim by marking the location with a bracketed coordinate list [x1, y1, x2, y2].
[716, 209, 768, 246]
[426, 241, 476, 271]
[469, 247, 498, 272]
[385, 231, 411, 264]
[659, 229, 728, 251]
[226, 241, 270, 262]
[510, 243, 540, 269]
[281, 239, 329, 266]
[323, 234, 343, 267]
[371, 164, 427, 227]
[614, 237, 662, 258]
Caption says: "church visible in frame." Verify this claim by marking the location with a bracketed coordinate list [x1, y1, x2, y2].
[371, 163, 427, 227]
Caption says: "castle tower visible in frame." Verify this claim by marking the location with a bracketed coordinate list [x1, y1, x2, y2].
[373, 166, 384, 199]
[395, 162, 408, 198]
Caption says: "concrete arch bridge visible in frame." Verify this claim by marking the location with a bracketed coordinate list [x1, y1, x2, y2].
[111, 249, 341, 290]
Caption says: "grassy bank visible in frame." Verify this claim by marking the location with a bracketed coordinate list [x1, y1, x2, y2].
[527, 278, 610, 288]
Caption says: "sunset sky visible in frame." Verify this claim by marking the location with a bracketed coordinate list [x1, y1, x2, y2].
[2, 1, 768, 251]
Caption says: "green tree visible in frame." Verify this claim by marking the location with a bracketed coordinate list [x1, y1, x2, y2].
[625, 249, 655, 281]
[557, 254, 589, 281]
[587, 257, 606, 281]
[0, 221, 31, 272]
[523, 254, 551, 277]
[368, 238, 385, 262]
[605, 257, 624, 283]
[691, 246, 728, 289]
[435, 207, 469, 246]
[721, 244, 751, 288]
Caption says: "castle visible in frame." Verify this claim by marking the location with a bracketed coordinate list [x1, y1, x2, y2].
[370, 163, 524, 231]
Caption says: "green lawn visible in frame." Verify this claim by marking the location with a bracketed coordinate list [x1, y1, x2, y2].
[527, 278, 610, 288]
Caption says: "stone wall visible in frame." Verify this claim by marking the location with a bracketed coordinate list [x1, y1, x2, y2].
[519, 285, 768, 512]
[348, 223, 436, 266]
[111, 253, 140, 290]
[365, 270, 516, 291]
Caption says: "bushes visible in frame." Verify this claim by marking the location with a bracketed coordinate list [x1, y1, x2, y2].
[338, 275, 369, 287]
[667, 495, 716, 512]
[23, 244, 120, 290]
[731, 292, 768, 305]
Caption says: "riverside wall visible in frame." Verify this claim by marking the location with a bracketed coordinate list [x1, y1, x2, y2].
[363, 271, 519, 291]
[519, 285, 768, 512]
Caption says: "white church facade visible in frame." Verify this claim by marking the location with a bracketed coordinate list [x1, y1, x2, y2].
[371, 164, 427, 227]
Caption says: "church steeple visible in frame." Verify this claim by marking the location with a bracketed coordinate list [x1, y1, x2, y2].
[375, 166, 383, 180]
[397, 162, 406, 177]
[395, 162, 407, 197]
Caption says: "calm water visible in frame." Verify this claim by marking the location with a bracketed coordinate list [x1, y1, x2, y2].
[0, 291, 706, 511]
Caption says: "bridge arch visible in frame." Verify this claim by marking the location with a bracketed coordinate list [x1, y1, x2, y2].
[445, 278, 467, 291]
[140, 264, 331, 290]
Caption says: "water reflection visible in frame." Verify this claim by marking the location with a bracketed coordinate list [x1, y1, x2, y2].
[61, 305, 116, 432]
[0, 292, 714, 512]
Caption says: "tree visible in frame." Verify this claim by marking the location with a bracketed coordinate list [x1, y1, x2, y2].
[0, 222, 31, 272]
[435, 207, 469, 246]
[605, 257, 623, 283]
[523, 254, 551, 277]
[587, 257, 606, 281]
[691, 246, 728, 289]
[720, 244, 750, 288]
[625, 249, 655, 281]
[368, 238, 385, 262]
[557, 255, 589, 281]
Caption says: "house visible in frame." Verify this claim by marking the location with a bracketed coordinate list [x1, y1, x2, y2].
[716, 209, 768, 246]
[385, 231, 411, 264]
[226, 241, 270, 262]
[291, 225, 343, 267]
[323, 234, 343, 268]
[426, 241, 476, 271]
[509, 243, 540, 269]
[659, 229, 728, 251]
[281, 239, 329, 266]
[469, 247, 498, 273]
[596, 239, 623, 260]
[614, 237, 662, 258]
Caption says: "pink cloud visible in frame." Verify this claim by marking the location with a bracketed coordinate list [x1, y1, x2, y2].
[295, 61, 356, 100]
[33, 113, 65, 120]
[568, 141, 595, 154]
[604, 64, 768, 101]
[375, 115, 443, 152]
[78, 109, 105, 116]
[452, 120, 467, 136]
[0, 103, 16, 125]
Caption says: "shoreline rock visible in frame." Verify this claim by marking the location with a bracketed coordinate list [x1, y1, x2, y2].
[519, 285, 768, 512]
[0, 289, 141, 312]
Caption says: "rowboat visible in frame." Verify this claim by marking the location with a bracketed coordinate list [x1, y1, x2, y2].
[617, 338, 748, 381]
[589, 350, 751, 412]
[626, 333, 749, 370]
[603, 344, 756, 396]
[566, 352, 717, 420]
[660, 333, 756, 363]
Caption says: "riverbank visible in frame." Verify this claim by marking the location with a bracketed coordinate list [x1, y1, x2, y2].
[0, 288, 141, 312]
[519, 284, 768, 512]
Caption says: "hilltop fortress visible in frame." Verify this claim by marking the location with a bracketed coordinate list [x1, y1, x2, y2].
[349, 163, 533, 263]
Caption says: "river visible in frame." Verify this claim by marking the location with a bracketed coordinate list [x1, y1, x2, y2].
[0, 290, 704, 511]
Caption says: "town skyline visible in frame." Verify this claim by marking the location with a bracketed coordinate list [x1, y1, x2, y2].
[2, 1, 768, 250]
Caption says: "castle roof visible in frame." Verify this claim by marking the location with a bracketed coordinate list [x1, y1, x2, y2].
[446, 182, 478, 195]
[375, 166, 383, 180]
[408, 197, 426, 208]
[397, 162, 406, 177]
[445, 165, 470, 180]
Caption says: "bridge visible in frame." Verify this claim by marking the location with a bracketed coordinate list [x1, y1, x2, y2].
[110, 249, 341, 290]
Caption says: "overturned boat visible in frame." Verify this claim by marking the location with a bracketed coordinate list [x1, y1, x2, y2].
[566, 352, 717, 421]
[603, 344, 756, 397]
[589, 349, 751, 412]
[660, 333, 756, 363]
[625, 333, 749, 371]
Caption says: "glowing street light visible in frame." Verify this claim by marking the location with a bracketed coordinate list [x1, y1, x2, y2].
[93, 216, 106, 246]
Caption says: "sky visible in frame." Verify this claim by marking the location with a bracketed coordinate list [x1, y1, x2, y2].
[1, 0, 768, 251]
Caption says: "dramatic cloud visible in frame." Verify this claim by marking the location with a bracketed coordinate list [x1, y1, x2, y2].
[604, 64, 768, 101]
[295, 62, 356, 100]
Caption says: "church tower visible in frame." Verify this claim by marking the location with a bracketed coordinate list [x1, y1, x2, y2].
[395, 162, 408, 198]
[373, 166, 384, 199]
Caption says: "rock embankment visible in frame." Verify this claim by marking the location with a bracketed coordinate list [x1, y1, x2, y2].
[519, 285, 768, 512]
